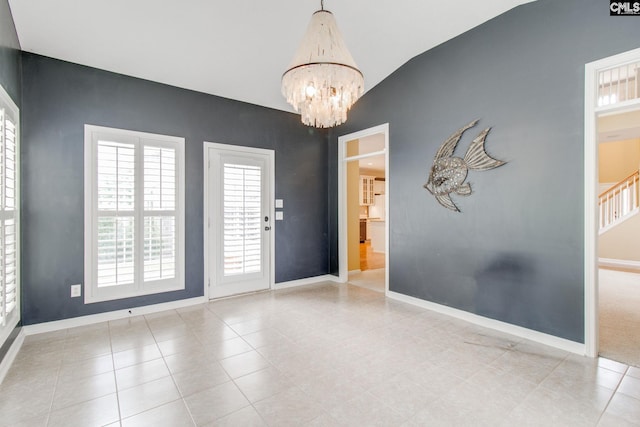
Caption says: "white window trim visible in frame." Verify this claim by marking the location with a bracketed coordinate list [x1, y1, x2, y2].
[0, 84, 20, 349]
[84, 125, 185, 304]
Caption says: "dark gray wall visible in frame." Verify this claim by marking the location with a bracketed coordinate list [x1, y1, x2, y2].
[0, 0, 20, 362]
[331, 0, 640, 343]
[0, 0, 20, 103]
[21, 53, 329, 325]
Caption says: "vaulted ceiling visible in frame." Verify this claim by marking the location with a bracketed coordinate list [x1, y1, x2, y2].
[8, 0, 534, 112]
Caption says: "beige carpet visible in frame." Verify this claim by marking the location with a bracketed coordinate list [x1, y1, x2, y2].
[599, 268, 640, 367]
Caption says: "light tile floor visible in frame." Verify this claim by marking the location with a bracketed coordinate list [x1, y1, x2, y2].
[2, 282, 640, 426]
[348, 268, 385, 293]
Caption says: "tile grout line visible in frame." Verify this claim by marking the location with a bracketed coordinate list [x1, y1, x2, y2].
[107, 319, 123, 426]
[594, 364, 629, 426]
[204, 301, 332, 426]
[107, 311, 185, 425]
[147, 309, 197, 426]
[44, 329, 69, 427]
[194, 303, 275, 425]
[479, 346, 571, 425]
[173, 306, 213, 427]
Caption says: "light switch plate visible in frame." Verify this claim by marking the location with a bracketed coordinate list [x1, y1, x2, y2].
[275, 211, 284, 220]
[275, 199, 283, 208]
[71, 284, 82, 298]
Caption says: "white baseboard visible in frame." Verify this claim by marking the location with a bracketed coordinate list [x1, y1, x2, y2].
[0, 328, 25, 384]
[387, 291, 586, 356]
[273, 274, 340, 290]
[348, 269, 362, 274]
[23, 296, 207, 336]
[599, 258, 640, 271]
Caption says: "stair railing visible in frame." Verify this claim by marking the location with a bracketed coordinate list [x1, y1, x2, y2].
[599, 170, 640, 231]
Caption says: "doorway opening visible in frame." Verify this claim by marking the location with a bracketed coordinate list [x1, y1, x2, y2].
[585, 48, 640, 363]
[597, 105, 640, 366]
[338, 124, 389, 293]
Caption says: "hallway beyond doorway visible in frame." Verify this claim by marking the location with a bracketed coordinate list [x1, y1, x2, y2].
[352, 242, 385, 292]
[360, 242, 384, 271]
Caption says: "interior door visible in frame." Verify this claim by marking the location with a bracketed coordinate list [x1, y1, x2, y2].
[207, 145, 272, 298]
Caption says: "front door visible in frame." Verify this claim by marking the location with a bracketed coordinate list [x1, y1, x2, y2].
[206, 143, 273, 298]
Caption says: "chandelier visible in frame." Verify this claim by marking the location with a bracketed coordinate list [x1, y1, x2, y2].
[281, 1, 364, 128]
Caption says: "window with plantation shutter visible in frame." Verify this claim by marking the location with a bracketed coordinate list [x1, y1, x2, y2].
[85, 126, 184, 303]
[0, 85, 19, 349]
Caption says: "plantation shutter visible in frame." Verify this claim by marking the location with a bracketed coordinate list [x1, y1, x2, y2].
[96, 141, 136, 287]
[86, 126, 184, 303]
[143, 145, 177, 281]
[223, 163, 262, 276]
[0, 102, 18, 329]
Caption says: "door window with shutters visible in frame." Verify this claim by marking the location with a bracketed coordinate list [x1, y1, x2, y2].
[0, 85, 19, 349]
[223, 163, 262, 276]
[84, 125, 185, 303]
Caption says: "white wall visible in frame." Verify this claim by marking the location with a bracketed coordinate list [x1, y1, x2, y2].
[600, 212, 640, 261]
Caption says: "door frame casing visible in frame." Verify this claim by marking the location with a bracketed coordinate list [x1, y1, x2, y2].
[203, 142, 275, 300]
[337, 123, 390, 293]
[584, 47, 640, 357]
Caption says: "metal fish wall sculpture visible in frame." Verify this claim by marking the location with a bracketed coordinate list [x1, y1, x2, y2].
[424, 119, 506, 212]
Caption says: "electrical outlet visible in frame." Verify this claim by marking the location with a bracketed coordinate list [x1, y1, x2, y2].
[71, 284, 82, 298]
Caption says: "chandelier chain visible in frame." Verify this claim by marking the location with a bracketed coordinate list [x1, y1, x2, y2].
[320, 0, 324, 11]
